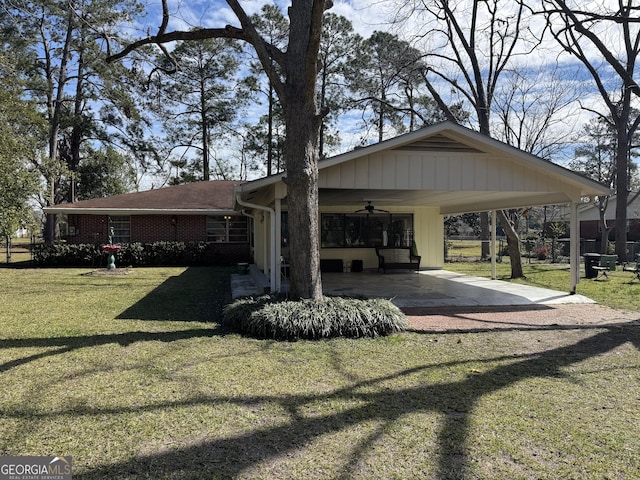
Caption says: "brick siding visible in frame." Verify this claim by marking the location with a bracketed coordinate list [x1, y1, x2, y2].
[68, 214, 234, 243]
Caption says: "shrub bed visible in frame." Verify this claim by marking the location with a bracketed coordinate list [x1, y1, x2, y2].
[223, 295, 408, 340]
[32, 241, 250, 267]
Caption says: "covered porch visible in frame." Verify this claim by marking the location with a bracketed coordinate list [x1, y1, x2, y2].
[235, 122, 610, 296]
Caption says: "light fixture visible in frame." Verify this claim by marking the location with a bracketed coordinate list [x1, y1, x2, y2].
[354, 201, 389, 214]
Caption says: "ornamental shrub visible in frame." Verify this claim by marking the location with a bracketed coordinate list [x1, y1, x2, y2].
[32, 241, 250, 267]
[222, 295, 408, 340]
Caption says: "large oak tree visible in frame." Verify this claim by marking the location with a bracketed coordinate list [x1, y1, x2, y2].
[108, 0, 330, 299]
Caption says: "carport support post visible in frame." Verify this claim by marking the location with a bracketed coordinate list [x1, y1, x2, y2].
[491, 210, 497, 280]
[570, 202, 580, 294]
[275, 198, 282, 292]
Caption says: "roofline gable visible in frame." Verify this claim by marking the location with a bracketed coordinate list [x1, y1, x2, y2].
[237, 121, 609, 195]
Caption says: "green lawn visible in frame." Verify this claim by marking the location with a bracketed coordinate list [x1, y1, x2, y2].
[1, 266, 639, 479]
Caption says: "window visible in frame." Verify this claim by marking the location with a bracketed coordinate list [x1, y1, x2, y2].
[108, 216, 130, 244]
[207, 215, 249, 243]
[321, 213, 414, 248]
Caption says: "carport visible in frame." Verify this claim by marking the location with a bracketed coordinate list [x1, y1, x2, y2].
[235, 121, 610, 295]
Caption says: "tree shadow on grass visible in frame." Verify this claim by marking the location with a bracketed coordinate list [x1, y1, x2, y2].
[0, 267, 234, 373]
[67, 321, 640, 480]
[0, 328, 226, 374]
[116, 267, 232, 322]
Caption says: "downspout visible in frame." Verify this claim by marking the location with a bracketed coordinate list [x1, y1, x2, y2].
[242, 208, 269, 289]
[236, 194, 277, 292]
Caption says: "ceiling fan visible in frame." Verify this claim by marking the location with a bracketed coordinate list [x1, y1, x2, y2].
[354, 201, 389, 214]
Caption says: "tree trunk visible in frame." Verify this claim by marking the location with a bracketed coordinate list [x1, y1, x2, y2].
[281, 0, 325, 300]
[598, 205, 612, 254]
[283, 102, 323, 300]
[201, 80, 210, 181]
[267, 84, 274, 176]
[44, 11, 74, 244]
[614, 127, 629, 262]
[5, 235, 11, 264]
[497, 209, 524, 278]
[480, 212, 490, 259]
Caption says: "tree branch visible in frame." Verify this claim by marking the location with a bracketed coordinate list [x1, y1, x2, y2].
[542, 0, 640, 97]
[106, 26, 249, 63]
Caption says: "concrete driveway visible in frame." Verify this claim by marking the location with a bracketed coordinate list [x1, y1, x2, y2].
[320, 270, 595, 308]
[232, 268, 595, 308]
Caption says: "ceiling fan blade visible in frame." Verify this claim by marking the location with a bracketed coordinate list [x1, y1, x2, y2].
[353, 201, 390, 214]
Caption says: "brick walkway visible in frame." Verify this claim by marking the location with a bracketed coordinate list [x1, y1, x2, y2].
[402, 304, 640, 332]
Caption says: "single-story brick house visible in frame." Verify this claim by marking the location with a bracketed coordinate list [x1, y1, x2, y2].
[575, 192, 640, 242]
[44, 180, 251, 262]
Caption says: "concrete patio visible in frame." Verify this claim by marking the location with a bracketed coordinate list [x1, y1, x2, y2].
[231, 269, 595, 308]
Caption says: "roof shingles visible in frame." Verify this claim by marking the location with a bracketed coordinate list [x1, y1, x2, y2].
[49, 181, 242, 213]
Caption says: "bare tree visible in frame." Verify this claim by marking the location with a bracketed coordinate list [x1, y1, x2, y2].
[107, 0, 330, 299]
[493, 66, 581, 160]
[396, 0, 541, 277]
[541, 0, 640, 262]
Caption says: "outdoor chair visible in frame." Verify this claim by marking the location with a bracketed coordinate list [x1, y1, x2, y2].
[592, 254, 617, 281]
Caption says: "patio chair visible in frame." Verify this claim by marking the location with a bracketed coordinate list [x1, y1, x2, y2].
[592, 254, 617, 281]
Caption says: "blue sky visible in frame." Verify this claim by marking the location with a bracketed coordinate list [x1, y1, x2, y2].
[149, 0, 388, 37]
[127, 0, 639, 182]
[130, 0, 396, 180]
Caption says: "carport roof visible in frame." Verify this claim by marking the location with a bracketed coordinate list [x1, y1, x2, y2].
[237, 121, 609, 214]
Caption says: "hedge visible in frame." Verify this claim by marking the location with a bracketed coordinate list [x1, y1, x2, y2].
[32, 241, 250, 267]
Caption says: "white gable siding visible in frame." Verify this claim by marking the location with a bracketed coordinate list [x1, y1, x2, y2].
[319, 152, 567, 196]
